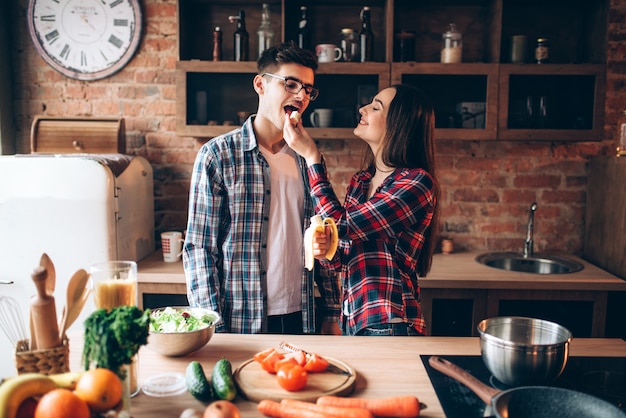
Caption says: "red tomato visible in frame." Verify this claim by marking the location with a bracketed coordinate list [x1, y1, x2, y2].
[253, 347, 275, 364]
[290, 350, 307, 366]
[260, 350, 285, 374]
[274, 356, 299, 373]
[304, 353, 329, 372]
[276, 364, 308, 391]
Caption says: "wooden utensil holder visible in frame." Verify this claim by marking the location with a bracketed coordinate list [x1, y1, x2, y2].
[15, 338, 70, 375]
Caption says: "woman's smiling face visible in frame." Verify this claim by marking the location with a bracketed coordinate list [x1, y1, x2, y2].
[354, 87, 396, 148]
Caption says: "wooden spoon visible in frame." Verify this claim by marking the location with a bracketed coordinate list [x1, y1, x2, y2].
[62, 288, 91, 336]
[40, 253, 56, 296]
[58, 269, 89, 340]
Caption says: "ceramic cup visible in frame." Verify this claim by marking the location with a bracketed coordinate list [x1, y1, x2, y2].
[161, 231, 184, 262]
[315, 44, 342, 63]
[310, 109, 334, 128]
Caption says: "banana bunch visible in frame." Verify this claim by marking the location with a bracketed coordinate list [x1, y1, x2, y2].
[0, 371, 83, 418]
[304, 215, 339, 271]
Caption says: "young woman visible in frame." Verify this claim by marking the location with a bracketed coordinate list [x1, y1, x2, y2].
[283, 84, 439, 336]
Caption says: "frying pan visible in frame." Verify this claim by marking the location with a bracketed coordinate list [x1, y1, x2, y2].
[428, 356, 626, 418]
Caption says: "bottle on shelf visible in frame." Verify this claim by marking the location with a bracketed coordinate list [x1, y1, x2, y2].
[228, 10, 249, 62]
[441, 23, 462, 63]
[359, 6, 374, 62]
[212, 26, 222, 61]
[617, 110, 626, 157]
[535, 38, 549, 64]
[297, 6, 311, 51]
[257, 3, 274, 58]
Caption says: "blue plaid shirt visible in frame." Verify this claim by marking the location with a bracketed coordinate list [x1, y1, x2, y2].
[183, 117, 340, 333]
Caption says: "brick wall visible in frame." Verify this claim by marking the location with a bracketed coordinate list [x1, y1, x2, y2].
[8, 0, 626, 254]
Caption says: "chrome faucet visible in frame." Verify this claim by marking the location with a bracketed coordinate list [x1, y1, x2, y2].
[523, 202, 538, 258]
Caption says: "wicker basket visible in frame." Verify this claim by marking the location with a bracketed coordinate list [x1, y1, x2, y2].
[15, 338, 70, 375]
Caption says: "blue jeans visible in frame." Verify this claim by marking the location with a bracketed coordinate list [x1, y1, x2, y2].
[356, 322, 422, 336]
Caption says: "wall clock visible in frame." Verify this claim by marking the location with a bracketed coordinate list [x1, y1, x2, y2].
[27, 0, 143, 81]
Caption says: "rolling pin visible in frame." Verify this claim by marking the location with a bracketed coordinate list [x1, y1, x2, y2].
[30, 266, 61, 349]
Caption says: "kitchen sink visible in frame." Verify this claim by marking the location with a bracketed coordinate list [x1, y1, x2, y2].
[475, 252, 584, 274]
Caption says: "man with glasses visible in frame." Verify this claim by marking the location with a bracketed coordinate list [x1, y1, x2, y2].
[184, 42, 341, 335]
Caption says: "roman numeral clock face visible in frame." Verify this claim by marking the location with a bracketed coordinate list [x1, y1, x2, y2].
[27, 0, 143, 81]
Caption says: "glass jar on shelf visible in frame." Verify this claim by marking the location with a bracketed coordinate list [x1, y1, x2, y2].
[441, 23, 462, 63]
[340, 28, 359, 62]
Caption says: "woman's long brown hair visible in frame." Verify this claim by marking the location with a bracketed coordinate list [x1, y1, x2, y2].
[360, 84, 440, 277]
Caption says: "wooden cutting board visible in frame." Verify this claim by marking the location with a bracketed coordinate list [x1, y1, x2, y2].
[233, 357, 357, 403]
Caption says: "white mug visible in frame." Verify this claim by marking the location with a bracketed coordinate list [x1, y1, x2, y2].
[310, 109, 334, 128]
[315, 44, 342, 63]
[161, 231, 184, 262]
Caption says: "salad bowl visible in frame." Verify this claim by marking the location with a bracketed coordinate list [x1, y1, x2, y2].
[147, 306, 221, 357]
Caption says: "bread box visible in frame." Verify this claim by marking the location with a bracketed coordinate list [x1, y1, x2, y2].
[30, 116, 124, 154]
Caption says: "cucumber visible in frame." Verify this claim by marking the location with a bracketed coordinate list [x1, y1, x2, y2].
[185, 361, 214, 402]
[211, 357, 237, 401]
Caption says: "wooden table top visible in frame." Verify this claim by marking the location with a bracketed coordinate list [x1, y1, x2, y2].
[68, 332, 626, 417]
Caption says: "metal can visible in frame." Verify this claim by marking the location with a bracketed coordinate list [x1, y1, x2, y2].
[535, 38, 549, 63]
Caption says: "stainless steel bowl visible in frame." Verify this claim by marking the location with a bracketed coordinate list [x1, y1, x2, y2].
[477, 316, 572, 386]
[147, 306, 220, 357]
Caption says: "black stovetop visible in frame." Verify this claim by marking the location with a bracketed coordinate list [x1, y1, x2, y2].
[421, 355, 626, 418]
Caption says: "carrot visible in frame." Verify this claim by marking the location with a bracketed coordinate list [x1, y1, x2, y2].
[257, 399, 282, 417]
[316, 395, 421, 417]
[281, 399, 373, 418]
[258, 398, 329, 418]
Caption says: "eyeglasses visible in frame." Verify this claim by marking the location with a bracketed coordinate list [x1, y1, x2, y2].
[263, 73, 319, 101]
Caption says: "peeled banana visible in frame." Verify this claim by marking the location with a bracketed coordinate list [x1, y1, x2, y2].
[0, 371, 83, 418]
[304, 215, 339, 271]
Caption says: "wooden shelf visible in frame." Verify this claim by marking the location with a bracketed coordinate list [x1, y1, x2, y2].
[176, 0, 608, 142]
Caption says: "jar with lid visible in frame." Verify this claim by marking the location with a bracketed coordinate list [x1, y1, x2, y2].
[617, 109, 626, 157]
[441, 23, 462, 63]
[535, 38, 549, 63]
[340, 28, 358, 62]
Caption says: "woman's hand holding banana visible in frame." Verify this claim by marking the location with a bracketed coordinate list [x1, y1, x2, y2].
[304, 215, 339, 271]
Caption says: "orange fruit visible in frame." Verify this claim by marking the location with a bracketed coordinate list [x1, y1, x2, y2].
[34, 388, 90, 418]
[73, 368, 123, 413]
[203, 400, 241, 418]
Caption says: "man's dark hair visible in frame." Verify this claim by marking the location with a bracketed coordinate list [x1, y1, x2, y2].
[257, 41, 318, 74]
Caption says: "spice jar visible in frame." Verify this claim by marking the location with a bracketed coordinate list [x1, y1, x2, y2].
[617, 109, 626, 157]
[535, 38, 549, 63]
[340, 28, 359, 62]
[441, 23, 462, 63]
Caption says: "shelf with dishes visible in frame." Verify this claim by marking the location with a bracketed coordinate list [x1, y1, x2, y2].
[176, 0, 608, 141]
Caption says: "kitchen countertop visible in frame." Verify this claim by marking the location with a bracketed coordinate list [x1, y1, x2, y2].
[422, 251, 626, 290]
[138, 250, 626, 291]
[67, 331, 626, 418]
[137, 250, 626, 336]
[138, 251, 185, 284]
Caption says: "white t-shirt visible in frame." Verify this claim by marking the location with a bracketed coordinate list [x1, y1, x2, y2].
[259, 142, 304, 316]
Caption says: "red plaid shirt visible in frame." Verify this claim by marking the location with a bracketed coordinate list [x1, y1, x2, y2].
[308, 162, 436, 336]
